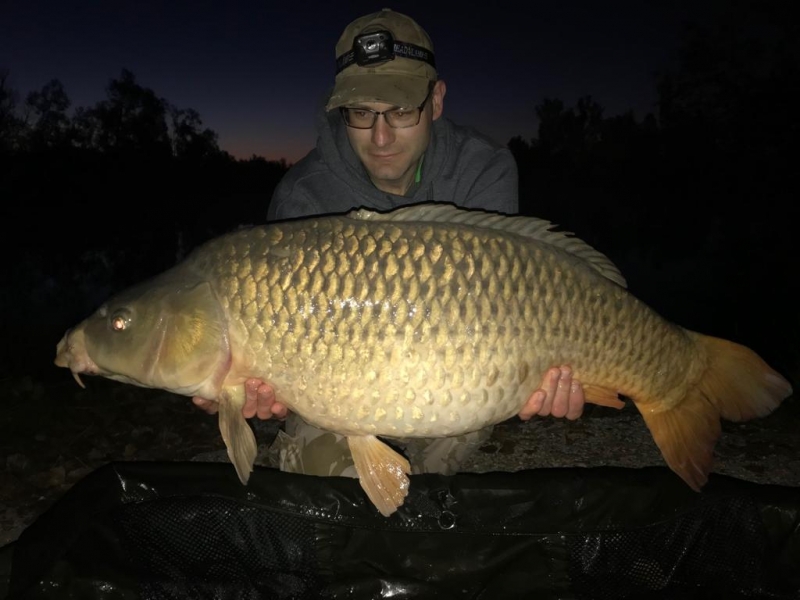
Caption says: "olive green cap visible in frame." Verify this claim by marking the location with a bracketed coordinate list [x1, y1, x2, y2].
[326, 8, 437, 111]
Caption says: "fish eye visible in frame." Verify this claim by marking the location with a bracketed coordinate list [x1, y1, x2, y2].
[109, 309, 132, 332]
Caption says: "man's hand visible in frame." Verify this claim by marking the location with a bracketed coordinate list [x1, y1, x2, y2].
[241, 378, 288, 420]
[518, 366, 585, 421]
[191, 378, 289, 419]
[191, 367, 584, 422]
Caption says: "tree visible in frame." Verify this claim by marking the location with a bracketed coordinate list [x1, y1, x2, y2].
[655, 2, 799, 159]
[649, 1, 799, 363]
[80, 68, 172, 157]
[0, 69, 24, 152]
[23, 78, 73, 150]
[169, 106, 220, 160]
[536, 95, 604, 156]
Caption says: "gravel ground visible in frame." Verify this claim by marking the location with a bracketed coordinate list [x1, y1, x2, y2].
[1, 375, 797, 549]
[463, 400, 800, 486]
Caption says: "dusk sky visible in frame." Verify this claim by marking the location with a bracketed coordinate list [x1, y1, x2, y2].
[1, 1, 710, 164]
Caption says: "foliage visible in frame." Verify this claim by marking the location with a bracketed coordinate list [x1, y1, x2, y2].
[507, 2, 797, 379]
[0, 69, 290, 380]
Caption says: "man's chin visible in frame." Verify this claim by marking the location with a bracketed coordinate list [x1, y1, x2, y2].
[365, 163, 410, 186]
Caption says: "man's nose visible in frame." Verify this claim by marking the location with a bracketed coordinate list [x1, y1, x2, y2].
[371, 115, 395, 147]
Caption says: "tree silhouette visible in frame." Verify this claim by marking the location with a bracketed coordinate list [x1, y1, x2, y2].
[0, 69, 24, 153]
[75, 68, 172, 157]
[23, 78, 73, 151]
[1, 66, 293, 378]
[655, 3, 798, 157]
[169, 106, 221, 160]
[506, 2, 798, 375]
[650, 1, 799, 372]
[536, 96, 604, 157]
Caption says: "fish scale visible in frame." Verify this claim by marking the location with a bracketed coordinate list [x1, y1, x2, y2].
[55, 203, 792, 516]
[192, 215, 658, 438]
[195, 219, 521, 437]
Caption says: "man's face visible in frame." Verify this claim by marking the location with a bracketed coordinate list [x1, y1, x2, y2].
[343, 80, 446, 195]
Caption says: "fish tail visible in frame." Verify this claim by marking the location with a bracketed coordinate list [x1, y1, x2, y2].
[218, 386, 258, 485]
[638, 332, 792, 491]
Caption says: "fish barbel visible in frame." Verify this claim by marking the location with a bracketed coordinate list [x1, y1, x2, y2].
[54, 203, 793, 516]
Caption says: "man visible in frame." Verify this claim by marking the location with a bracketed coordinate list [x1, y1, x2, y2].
[194, 8, 585, 477]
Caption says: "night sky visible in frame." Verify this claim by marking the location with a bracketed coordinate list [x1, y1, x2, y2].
[1, 1, 710, 164]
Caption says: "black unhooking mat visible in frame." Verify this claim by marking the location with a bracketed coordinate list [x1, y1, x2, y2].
[2, 462, 799, 599]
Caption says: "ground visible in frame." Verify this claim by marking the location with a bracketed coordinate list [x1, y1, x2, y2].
[0, 376, 224, 547]
[2, 373, 797, 548]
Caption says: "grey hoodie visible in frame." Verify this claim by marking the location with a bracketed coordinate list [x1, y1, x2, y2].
[267, 95, 519, 221]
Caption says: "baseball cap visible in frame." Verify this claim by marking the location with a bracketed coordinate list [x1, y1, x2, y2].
[325, 8, 438, 111]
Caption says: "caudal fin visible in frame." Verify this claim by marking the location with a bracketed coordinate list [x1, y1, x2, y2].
[638, 332, 793, 491]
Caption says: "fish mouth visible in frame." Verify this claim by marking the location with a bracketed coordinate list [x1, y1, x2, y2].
[55, 326, 100, 388]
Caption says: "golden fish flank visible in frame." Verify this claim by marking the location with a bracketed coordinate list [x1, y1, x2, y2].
[215, 221, 532, 438]
[54, 203, 793, 517]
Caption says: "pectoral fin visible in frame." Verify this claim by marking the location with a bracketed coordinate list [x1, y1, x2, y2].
[583, 384, 626, 409]
[218, 386, 257, 485]
[348, 435, 411, 517]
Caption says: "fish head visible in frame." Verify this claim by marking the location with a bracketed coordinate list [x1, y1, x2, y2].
[55, 274, 231, 399]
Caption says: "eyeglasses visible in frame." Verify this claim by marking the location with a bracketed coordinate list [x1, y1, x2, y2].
[340, 84, 434, 129]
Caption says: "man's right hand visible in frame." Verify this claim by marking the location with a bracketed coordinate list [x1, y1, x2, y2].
[242, 378, 289, 420]
[191, 378, 288, 420]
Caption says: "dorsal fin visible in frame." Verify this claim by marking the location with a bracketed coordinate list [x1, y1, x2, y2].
[348, 202, 627, 288]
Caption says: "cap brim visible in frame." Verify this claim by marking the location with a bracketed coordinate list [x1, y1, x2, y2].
[325, 74, 431, 111]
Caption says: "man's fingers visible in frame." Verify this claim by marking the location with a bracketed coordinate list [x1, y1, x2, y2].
[245, 378, 260, 401]
[242, 378, 260, 419]
[537, 367, 560, 416]
[255, 383, 276, 420]
[566, 381, 585, 420]
[549, 367, 572, 418]
[519, 389, 545, 420]
[192, 397, 219, 415]
[239, 379, 290, 421]
[270, 403, 289, 420]
[519, 366, 585, 421]
[519, 366, 560, 420]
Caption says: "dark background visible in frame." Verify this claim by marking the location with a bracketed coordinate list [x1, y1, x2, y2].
[1, 0, 797, 391]
[1, 0, 721, 163]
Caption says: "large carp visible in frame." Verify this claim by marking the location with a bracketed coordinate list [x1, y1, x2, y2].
[55, 203, 792, 516]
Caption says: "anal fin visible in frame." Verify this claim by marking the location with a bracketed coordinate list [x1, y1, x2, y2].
[348, 435, 411, 517]
[218, 386, 258, 485]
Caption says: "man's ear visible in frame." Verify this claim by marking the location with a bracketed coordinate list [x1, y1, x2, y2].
[431, 80, 446, 120]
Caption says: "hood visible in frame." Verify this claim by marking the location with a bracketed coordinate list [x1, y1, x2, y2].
[314, 87, 451, 207]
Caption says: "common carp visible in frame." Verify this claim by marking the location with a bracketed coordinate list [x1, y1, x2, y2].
[55, 203, 793, 516]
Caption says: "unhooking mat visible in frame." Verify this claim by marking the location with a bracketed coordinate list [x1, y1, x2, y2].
[3, 462, 799, 599]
